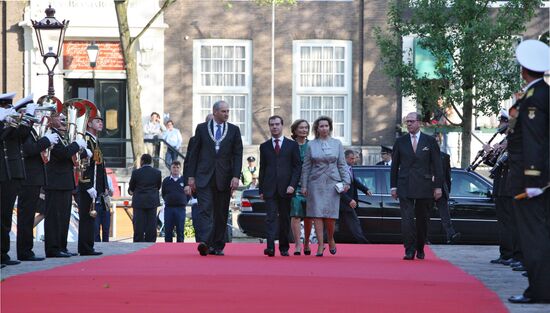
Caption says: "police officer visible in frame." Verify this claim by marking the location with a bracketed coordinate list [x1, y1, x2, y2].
[0, 93, 37, 266]
[507, 40, 550, 304]
[376, 146, 392, 166]
[77, 112, 106, 256]
[17, 100, 59, 261]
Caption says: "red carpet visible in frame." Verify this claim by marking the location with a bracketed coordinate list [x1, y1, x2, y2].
[1, 244, 506, 313]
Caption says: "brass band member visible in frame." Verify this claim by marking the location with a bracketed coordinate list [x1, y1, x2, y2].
[0, 93, 36, 266]
[77, 112, 106, 256]
[44, 112, 87, 258]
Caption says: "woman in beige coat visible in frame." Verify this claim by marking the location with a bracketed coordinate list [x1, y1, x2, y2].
[301, 116, 350, 256]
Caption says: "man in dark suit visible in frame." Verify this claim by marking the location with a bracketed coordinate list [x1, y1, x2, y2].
[44, 113, 87, 258]
[339, 150, 370, 244]
[390, 112, 443, 260]
[186, 100, 243, 256]
[507, 40, 550, 304]
[183, 113, 213, 244]
[17, 124, 59, 261]
[258, 115, 301, 257]
[77, 113, 107, 255]
[433, 134, 460, 244]
[128, 154, 162, 242]
[376, 146, 393, 166]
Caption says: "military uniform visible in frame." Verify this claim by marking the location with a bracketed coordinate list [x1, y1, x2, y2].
[77, 131, 107, 254]
[17, 128, 51, 260]
[44, 129, 81, 257]
[507, 76, 550, 302]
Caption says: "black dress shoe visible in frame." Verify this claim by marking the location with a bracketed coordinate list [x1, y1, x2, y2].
[510, 261, 523, 268]
[62, 251, 78, 257]
[522, 272, 528, 277]
[46, 252, 71, 258]
[490, 257, 504, 264]
[513, 265, 527, 271]
[416, 251, 425, 260]
[447, 232, 461, 244]
[403, 252, 415, 260]
[2, 259, 21, 265]
[213, 250, 224, 256]
[80, 251, 103, 256]
[264, 248, 275, 257]
[18, 256, 45, 261]
[508, 295, 535, 304]
[501, 258, 515, 266]
[280, 250, 289, 257]
[197, 242, 209, 256]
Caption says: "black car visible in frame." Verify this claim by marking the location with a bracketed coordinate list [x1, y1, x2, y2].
[237, 166, 497, 244]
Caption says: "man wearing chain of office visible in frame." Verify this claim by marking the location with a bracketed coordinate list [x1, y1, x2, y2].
[77, 112, 107, 256]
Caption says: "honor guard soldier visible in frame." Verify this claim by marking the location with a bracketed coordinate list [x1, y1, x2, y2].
[507, 40, 550, 304]
[77, 112, 106, 256]
[0, 93, 37, 266]
[44, 112, 87, 258]
[17, 97, 60, 261]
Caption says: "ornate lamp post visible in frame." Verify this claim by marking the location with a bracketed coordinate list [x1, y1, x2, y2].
[31, 5, 69, 96]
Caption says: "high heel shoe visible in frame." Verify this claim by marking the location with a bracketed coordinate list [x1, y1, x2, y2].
[316, 247, 325, 257]
[293, 248, 301, 256]
[329, 246, 337, 255]
[303, 246, 311, 255]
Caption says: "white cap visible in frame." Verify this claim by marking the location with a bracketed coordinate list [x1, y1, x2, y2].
[515, 40, 550, 72]
[0, 92, 16, 101]
[14, 93, 34, 108]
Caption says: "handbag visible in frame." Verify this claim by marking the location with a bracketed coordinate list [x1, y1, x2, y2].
[334, 182, 345, 194]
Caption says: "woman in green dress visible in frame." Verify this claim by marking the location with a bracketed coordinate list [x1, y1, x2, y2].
[290, 119, 312, 255]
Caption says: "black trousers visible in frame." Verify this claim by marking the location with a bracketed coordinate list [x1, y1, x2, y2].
[44, 189, 73, 255]
[339, 203, 368, 244]
[399, 197, 432, 254]
[196, 180, 231, 251]
[78, 195, 97, 254]
[1, 180, 20, 262]
[495, 196, 515, 259]
[265, 194, 291, 251]
[435, 195, 456, 240]
[191, 202, 212, 243]
[17, 185, 41, 259]
[133, 207, 157, 242]
[94, 202, 111, 242]
[513, 192, 550, 301]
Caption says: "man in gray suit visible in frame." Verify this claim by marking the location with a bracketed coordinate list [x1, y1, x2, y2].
[187, 101, 243, 256]
[390, 112, 443, 260]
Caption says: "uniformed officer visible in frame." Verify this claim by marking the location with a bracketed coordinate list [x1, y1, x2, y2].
[77, 112, 106, 256]
[17, 99, 59, 261]
[0, 93, 37, 266]
[507, 40, 550, 304]
[44, 113, 87, 258]
[376, 146, 393, 166]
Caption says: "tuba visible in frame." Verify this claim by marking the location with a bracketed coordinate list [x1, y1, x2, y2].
[35, 95, 62, 163]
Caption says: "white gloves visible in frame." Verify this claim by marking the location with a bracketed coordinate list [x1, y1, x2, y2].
[44, 131, 59, 145]
[87, 187, 97, 199]
[86, 148, 93, 158]
[25, 103, 37, 116]
[0, 107, 16, 122]
[75, 138, 87, 149]
[526, 188, 543, 198]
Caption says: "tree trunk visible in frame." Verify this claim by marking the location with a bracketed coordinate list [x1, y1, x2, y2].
[115, 1, 145, 165]
[460, 87, 473, 168]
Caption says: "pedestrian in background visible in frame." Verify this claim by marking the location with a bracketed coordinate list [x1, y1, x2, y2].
[128, 154, 162, 242]
[162, 120, 182, 169]
[161, 161, 187, 242]
[143, 112, 165, 157]
[301, 116, 350, 257]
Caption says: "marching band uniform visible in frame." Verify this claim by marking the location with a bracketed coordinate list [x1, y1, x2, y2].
[17, 128, 54, 261]
[0, 93, 33, 266]
[44, 128, 84, 258]
[507, 40, 550, 304]
[77, 123, 107, 256]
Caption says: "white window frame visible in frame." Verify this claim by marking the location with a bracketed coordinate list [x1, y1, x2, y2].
[193, 39, 253, 144]
[292, 40, 353, 145]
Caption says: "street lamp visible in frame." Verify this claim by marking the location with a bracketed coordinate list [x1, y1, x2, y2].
[31, 5, 69, 96]
[86, 41, 99, 68]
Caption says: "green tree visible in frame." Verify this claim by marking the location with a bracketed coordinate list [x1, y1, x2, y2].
[375, 0, 542, 167]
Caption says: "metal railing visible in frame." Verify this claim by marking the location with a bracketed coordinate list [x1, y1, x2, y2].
[98, 137, 186, 168]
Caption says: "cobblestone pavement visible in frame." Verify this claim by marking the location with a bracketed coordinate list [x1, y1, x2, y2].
[1, 241, 549, 312]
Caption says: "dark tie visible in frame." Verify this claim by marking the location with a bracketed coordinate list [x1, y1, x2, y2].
[215, 124, 222, 140]
[274, 138, 280, 154]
